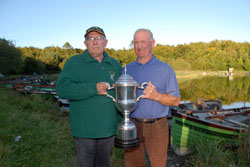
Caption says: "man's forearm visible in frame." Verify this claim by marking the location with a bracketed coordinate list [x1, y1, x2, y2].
[155, 93, 180, 106]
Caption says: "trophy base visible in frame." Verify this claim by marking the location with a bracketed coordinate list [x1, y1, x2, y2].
[115, 138, 139, 149]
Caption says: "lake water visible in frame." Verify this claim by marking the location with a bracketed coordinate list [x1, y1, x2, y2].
[222, 102, 250, 109]
[177, 75, 250, 109]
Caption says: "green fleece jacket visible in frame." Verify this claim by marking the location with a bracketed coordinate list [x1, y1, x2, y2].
[56, 50, 122, 138]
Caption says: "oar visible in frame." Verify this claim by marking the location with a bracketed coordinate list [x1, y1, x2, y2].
[205, 109, 250, 120]
[223, 118, 248, 128]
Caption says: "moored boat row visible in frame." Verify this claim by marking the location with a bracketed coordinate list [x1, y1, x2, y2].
[0, 76, 69, 113]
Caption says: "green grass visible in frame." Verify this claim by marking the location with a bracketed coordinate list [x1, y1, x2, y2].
[188, 134, 250, 167]
[0, 86, 76, 167]
[0, 85, 124, 167]
[111, 147, 124, 167]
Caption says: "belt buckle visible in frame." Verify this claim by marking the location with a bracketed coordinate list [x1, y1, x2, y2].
[134, 117, 163, 124]
[144, 119, 156, 123]
[135, 118, 156, 123]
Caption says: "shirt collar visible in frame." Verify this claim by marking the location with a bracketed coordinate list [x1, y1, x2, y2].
[135, 54, 156, 66]
[83, 50, 112, 64]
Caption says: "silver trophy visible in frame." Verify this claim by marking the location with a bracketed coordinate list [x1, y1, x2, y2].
[107, 66, 148, 149]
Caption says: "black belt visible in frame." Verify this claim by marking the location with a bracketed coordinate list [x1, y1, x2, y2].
[133, 117, 164, 124]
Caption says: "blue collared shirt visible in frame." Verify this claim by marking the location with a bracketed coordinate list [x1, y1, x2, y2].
[124, 55, 180, 119]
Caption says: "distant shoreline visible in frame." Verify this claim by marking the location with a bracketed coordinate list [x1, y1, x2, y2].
[175, 70, 249, 79]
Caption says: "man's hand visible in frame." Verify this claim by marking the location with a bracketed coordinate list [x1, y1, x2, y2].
[96, 82, 110, 95]
[142, 81, 180, 106]
[142, 81, 160, 101]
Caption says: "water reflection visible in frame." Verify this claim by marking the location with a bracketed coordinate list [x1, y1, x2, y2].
[178, 76, 250, 107]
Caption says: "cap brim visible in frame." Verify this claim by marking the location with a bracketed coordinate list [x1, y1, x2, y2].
[85, 30, 105, 37]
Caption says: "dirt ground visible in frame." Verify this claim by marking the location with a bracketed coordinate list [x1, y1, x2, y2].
[144, 144, 190, 167]
[166, 146, 190, 167]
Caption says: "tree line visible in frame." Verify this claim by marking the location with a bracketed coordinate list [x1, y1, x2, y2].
[0, 38, 249, 75]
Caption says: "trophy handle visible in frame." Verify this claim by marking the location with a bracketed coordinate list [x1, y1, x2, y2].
[138, 82, 149, 89]
[136, 82, 149, 102]
[108, 86, 114, 90]
[106, 94, 116, 102]
[106, 83, 116, 102]
[136, 95, 144, 102]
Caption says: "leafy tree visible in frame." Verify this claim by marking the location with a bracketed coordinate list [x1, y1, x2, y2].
[63, 42, 73, 49]
[23, 57, 46, 74]
[0, 38, 23, 74]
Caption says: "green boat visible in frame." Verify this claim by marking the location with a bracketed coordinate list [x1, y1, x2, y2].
[170, 106, 250, 156]
[1, 75, 45, 88]
[24, 84, 57, 99]
[13, 82, 47, 94]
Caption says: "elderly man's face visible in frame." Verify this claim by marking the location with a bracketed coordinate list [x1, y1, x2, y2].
[84, 32, 107, 57]
[133, 31, 155, 61]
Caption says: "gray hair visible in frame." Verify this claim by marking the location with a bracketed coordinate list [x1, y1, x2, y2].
[133, 28, 154, 41]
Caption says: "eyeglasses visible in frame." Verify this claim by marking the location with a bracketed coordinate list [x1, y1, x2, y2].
[133, 40, 152, 45]
[86, 36, 105, 42]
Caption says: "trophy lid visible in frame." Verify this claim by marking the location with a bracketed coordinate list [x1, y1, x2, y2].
[115, 65, 138, 86]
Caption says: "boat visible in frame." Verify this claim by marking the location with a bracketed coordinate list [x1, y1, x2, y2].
[170, 98, 223, 112]
[54, 96, 70, 113]
[170, 100, 250, 156]
[13, 82, 50, 94]
[2, 79, 32, 88]
[24, 84, 56, 94]
[1, 76, 45, 88]
[168, 99, 223, 128]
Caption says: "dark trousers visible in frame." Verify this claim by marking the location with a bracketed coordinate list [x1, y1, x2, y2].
[74, 136, 115, 167]
[124, 117, 169, 167]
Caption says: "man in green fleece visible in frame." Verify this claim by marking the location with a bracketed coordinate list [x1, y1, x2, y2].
[56, 26, 122, 167]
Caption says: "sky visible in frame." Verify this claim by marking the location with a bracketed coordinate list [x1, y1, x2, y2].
[0, 0, 250, 50]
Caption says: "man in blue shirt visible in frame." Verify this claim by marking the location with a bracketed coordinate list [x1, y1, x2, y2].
[124, 29, 181, 167]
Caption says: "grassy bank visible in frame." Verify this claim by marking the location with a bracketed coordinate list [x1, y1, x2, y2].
[188, 136, 250, 167]
[0, 86, 76, 167]
[0, 85, 124, 167]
